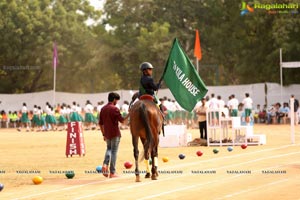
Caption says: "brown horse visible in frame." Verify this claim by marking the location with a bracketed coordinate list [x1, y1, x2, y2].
[129, 95, 163, 182]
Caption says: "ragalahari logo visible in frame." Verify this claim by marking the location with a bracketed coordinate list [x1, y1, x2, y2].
[241, 1, 254, 15]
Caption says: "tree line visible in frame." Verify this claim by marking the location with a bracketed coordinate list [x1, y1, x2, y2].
[0, 0, 299, 93]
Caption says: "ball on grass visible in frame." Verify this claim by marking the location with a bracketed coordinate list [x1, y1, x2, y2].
[196, 150, 203, 157]
[213, 148, 219, 154]
[162, 157, 169, 162]
[124, 161, 133, 169]
[96, 165, 102, 173]
[65, 171, 75, 179]
[32, 176, 43, 185]
[178, 153, 185, 160]
[227, 146, 233, 152]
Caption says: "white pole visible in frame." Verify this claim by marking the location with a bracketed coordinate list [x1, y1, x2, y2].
[196, 58, 199, 73]
[53, 66, 56, 106]
[290, 97, 295, 144]
[280, 48, 283, 104]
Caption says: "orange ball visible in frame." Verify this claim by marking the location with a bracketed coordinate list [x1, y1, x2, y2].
[32, 176, 43, 185]
[162, 157, 169, 162]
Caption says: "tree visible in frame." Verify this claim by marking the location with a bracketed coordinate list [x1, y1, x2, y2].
[0, 0, 101, 93]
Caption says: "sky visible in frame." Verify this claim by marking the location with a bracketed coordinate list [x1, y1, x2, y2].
[86, 0, 106, 25]
[88, 0, 105, 10]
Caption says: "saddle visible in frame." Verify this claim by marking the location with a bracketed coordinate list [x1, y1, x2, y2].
[129, 92, 154, 108]
[129, 92, 165, 136]
[139, 94, 155, 101]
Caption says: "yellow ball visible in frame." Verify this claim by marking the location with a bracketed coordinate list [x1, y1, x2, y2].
[162, 157, 169, 162]
[32, 176, 43, 185]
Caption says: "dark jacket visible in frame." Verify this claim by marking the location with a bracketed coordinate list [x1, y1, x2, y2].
[139, 75, 159, 96]
[294, 99, 299, 112]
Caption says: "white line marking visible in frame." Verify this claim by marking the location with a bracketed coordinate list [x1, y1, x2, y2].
[215, 179, 289, 200]
[138, 163, 296, 200]
[13, 144, 299, 200]
[76, 152, 300, 200]
[12, 176, 130, 200]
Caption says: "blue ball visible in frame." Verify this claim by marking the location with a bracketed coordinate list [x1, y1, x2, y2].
[178, 153, 185, 159]
[96, 165, 102, 173]
[0, 183, 4, 192]
[227, 146, 233, 152]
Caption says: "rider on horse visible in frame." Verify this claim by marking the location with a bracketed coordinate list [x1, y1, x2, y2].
[139, 62, 160, 103]
[129, 62, 164, 181]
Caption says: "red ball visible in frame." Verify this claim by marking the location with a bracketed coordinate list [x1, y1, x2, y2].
[124, 161, 133, 169]
[241, 144, 247, 149]
[196, 150, 203, 157]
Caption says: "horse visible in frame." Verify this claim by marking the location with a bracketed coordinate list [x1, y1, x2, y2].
[129, 95, 163, 182]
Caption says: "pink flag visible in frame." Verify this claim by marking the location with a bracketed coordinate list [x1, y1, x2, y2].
[53, 42, 58, 68]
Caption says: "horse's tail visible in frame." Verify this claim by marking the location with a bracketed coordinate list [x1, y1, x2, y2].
[139, 102, 153, 160]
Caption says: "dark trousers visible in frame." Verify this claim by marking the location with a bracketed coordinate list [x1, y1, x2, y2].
[199, 121, 207, 139]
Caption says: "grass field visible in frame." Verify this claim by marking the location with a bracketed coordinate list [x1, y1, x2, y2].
[0, 124, 299, 200]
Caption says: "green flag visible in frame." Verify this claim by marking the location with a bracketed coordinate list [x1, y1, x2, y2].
[161, 38, 208, 112]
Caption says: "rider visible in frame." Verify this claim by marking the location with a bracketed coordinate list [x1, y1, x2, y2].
[138, 62, 163, 178]
[139, 62, 160, 103]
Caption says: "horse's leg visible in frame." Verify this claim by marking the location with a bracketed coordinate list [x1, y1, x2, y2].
[132, 136, 140, 182]
[141, 138, 151, 178]
[154, 146, 159, 177]
[151, 146, 158, 180]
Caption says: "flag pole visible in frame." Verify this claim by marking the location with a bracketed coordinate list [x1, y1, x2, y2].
[194, 29, 201, 73]
[196, 58, 199, 73]
[53, 42, 58, 106]
[280, 48, 282, 104]
[53, 64, 56, 106]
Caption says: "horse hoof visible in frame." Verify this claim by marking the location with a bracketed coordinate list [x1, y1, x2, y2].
[145, 173, 151, 178]
[151, 175, 157, 180]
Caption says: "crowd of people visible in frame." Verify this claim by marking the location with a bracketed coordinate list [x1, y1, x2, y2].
[191, 93, 300, 140]
[0, 100, 124, 132]
[0, 94, 299, 132]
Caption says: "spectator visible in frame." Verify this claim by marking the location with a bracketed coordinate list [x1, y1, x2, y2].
[31, 105, 39, 131]
[258, 104, 267, 123]
[266, 103, 277, 124]
[84, 100, 95, 130]
[254, 104, 261, 123]
[0, 110, 8, 128]
[242, 93, 253, 125]
[228, 94, 239, 117]
[290, 95, 299, 125]
[196, 98, 207, 140]
[277, 102, 289, 124]
[17, 103, 30, 132]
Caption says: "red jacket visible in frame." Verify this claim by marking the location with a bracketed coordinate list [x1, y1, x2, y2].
[99, 103, 124, 139]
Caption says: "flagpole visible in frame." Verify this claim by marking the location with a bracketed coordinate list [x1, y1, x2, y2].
[196, 58, 199, 73]
[280, 48, 282, 104]
[53, 65, 56, 106]
[194, 29, 201, 73]
[53, 42, 57, 107]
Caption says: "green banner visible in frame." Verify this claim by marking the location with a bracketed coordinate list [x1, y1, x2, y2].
[162, 38, 208, 112]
